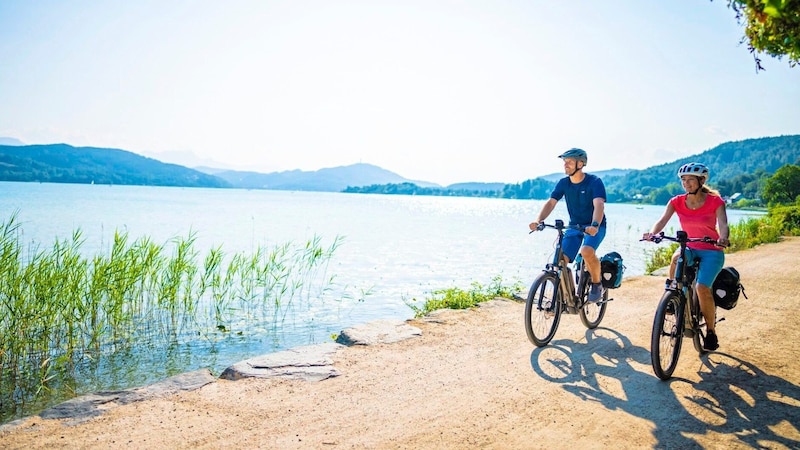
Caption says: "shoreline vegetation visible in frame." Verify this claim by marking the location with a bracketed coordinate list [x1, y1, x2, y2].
[0, 211, 345, 424]
[2, 193, 798, 425]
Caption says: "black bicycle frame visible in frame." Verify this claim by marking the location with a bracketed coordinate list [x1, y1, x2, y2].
[542, 219, 587, 314]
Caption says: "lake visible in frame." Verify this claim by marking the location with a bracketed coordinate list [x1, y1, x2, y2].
[0, 181, 763, 412]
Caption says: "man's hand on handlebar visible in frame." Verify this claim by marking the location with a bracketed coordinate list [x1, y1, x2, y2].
[529, 221, 544, 232]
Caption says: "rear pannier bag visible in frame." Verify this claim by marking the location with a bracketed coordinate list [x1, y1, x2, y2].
[600, 251, 625, 289]
[712, 266, 747, 310]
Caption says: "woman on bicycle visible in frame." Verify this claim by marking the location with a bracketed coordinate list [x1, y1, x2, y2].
[642, 162, 730, 351]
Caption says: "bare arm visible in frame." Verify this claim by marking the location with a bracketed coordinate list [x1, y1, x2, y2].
[529, 198, 558, 231]
[643, 203, 676, 239]
[585, 197, 606, 236]
[716, 203, 730, 247]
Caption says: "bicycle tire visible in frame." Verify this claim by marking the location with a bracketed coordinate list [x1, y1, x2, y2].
[651, 291, 683, 380]
[578, 265, 608, 330]
[525, 272, 562, 347]
[689, 293, 707, 354]
[579, 270, 607, 329]
[580, 289, 608, 329]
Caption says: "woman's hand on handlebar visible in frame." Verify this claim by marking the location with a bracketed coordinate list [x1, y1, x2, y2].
[529, 221, 544, 232]
[641, 232, 663, 243]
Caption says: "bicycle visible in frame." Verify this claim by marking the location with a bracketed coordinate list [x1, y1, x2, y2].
[524, 219, 610, 347]
[643, 231, 723, 380]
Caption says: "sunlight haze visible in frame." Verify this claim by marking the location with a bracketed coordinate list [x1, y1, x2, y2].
[1, 0, 798, 185]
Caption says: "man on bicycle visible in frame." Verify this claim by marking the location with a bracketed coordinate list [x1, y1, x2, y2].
[529, 148, 608, 303]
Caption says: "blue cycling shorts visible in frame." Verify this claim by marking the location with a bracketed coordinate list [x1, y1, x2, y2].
[562, 226, 606, 262]
[679, 248, 725, 287]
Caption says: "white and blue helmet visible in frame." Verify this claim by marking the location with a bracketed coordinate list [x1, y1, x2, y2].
[677, 162, 709, 182]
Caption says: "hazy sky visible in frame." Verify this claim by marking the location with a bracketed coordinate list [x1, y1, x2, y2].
[1, 1, 798, 185]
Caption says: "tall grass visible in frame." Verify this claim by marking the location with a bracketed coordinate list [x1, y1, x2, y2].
[0, 212, 344, 423]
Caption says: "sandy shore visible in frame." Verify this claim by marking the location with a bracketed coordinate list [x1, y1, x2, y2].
[2, 238, 799, 449]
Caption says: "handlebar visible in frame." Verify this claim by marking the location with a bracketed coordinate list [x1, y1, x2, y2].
[640, 231, 725, 247]
[529, 219, 587, 234]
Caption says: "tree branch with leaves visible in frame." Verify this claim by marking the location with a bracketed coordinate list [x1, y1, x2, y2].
[720, 0, 800, 70]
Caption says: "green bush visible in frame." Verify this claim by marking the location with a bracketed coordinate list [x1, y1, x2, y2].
[405, 275, 523, 318]
[727, 216, 783, 251]
[645, 243, 678, 275]
[768, 204, 800, 235]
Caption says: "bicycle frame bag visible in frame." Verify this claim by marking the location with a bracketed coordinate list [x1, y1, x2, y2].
[600, 251, 625, 289]
[712, 266, 747, 310]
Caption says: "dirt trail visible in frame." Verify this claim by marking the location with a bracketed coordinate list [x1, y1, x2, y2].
[2, 238, 799, 449]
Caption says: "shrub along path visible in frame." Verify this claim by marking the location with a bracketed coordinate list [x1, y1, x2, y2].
[2, 238, 799, 449]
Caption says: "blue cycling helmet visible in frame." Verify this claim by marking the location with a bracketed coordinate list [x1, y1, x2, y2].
[677, 162, 709, 182]
[558, 148, 588, 164]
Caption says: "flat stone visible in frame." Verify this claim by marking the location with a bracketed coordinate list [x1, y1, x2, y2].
[219, 342, 344, 382]
[4, 320, 421, 429]
[335, 319, 422, 345]
[36, 369, 216, 425]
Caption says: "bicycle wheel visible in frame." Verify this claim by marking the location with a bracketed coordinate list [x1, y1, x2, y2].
[687, 292, 707, 354]
[525, 272, 562, 347]
[650, 291, 684, 380]
[579, 270, 607, 329]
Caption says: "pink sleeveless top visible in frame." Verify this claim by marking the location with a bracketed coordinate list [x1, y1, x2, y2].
[669, 193, 724, 251]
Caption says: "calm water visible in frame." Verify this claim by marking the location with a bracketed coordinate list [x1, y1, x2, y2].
[0, 181, 763, 403]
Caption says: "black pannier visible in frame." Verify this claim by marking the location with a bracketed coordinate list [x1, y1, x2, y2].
[712, 266, 747, 310]
[600, 251, 625, 289]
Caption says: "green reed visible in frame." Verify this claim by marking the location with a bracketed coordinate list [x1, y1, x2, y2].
[0, 212, 344, 423]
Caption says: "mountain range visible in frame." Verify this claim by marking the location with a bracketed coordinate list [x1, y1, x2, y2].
[0, 141, 527, 191]
[207, 163, 441, 191]
[1, 135, 799, 201]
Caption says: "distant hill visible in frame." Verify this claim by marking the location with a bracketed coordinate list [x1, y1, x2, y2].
[0, 143, 438, 191]
[603, 135, 800, 203]
[0, 137, 25, 146]
[213, 163, 436, 192]
[446, 182, 506, 191]
[0, 144, 230, 188]
[606, 135, 800, 190]
[345, 135, 800, 203]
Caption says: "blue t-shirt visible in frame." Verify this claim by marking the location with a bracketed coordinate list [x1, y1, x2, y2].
[550, 173, 607, 226]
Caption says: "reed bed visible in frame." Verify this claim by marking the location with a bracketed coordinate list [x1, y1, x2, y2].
[0, 212, 343, 423]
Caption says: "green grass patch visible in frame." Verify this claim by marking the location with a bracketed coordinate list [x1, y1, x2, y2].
[405, 275, 524, 318]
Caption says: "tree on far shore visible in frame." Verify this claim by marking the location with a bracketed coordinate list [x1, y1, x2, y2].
[762, 164, 800, 205]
